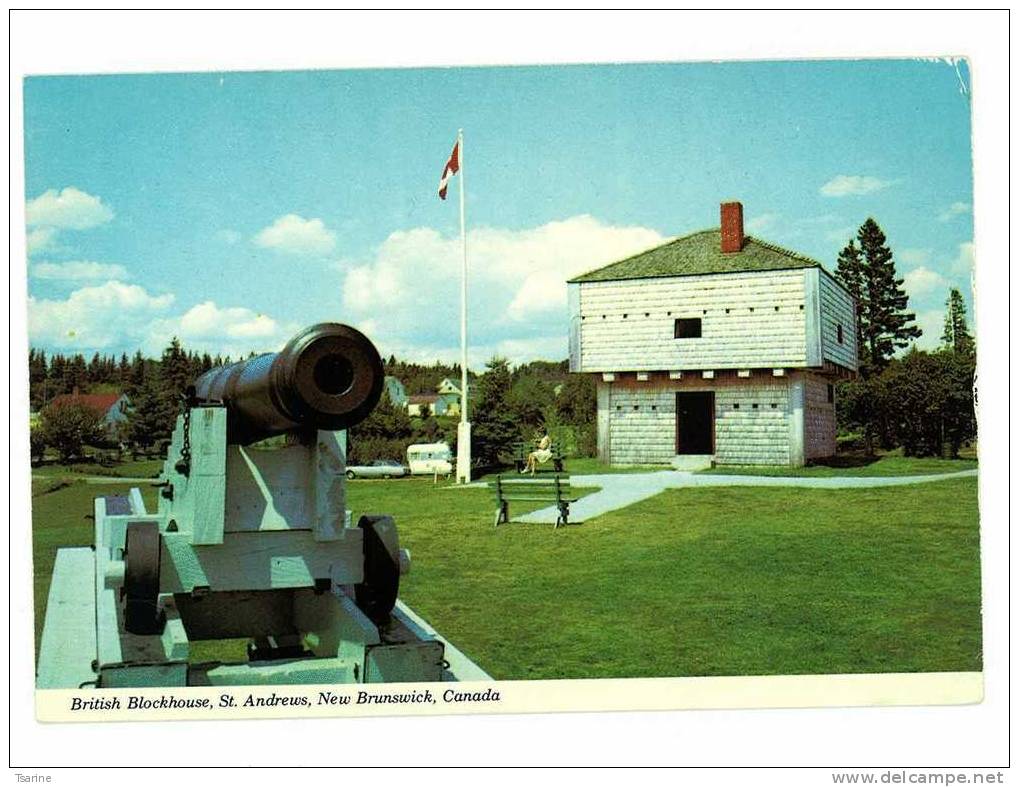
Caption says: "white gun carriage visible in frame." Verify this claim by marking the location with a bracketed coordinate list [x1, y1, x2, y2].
[37, 323, 486, 688]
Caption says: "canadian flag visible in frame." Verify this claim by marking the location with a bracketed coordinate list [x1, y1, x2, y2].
[438, 140, 460, 200]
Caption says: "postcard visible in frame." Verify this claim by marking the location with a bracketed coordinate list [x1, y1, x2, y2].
[22, 56, 982, 728]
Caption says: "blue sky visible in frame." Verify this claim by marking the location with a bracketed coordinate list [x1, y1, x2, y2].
[24, 59, 974, 364]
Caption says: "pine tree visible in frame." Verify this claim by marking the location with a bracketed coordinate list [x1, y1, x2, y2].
[856, 218, 921, 372]
[941, 287, 975, 356]
[29, 349, 48, 409]
[129, 351, 146, 394]
[126, 373, 173, 449]
[160, 338, 192, 397]
[48, 354, 67, 397]
[470, 357, 519, 467]
[836, 218, 921, 376]
[66, 354, 88, 393]
[835, 240, 867, 355]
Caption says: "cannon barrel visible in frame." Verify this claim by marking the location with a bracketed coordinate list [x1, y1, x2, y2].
[192, 323, 384, 444]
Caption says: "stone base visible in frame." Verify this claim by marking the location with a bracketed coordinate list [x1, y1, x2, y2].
[670, 454, 714, 472]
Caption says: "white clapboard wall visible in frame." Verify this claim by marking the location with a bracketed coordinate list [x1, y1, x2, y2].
[569, 268, 857, 374]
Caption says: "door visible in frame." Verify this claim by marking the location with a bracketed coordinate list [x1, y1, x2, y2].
[676, 392, 714, 455]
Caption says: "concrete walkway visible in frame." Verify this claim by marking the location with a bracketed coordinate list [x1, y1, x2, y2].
[514, 469, 978, 525]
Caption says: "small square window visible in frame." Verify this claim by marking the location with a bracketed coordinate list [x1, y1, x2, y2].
[752, 403, 759, 409]
[837, 324, 844, 344]
[674, 318, 702, 338]
[827, 384, 835, 404]
[633, 405, 639, 411]
[775, 306, 780, 312]
[733, 403, 740, 410]
[771, 403, 778, 409]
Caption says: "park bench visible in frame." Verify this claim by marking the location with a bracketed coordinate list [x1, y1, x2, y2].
[509, 440, 565, 473]
[491, 474, 577, 529]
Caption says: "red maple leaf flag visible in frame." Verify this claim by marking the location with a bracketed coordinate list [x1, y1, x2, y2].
[438, 140, 460, 200]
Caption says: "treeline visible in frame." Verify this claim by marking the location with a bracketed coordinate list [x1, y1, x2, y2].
[833, 219, 976, 458]
[30, 339, 240, 461]
[30, 337, 597, 467]
[29, 345, 235, 411]
[348, 357, 593, 465]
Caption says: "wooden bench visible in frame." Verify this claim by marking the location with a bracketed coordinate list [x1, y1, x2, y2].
[491, 474, 577, 529]
[509, 441, 565, 474]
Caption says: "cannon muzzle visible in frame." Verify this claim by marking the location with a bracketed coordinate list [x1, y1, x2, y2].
[192, 323, 384, 444]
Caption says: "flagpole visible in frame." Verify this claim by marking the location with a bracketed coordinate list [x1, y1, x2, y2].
[456, 128, 471, 484]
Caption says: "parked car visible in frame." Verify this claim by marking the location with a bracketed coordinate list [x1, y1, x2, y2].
[345, 459, 408, 479]
[407, 442, 454, 476]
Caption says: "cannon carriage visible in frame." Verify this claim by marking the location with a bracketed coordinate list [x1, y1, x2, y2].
[37, 323, 486, 688]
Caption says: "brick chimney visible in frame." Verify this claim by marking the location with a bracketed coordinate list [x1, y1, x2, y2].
[720, 201, 744, 253]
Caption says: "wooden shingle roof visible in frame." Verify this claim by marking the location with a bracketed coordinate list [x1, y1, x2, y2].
[568, 229, 823, 283]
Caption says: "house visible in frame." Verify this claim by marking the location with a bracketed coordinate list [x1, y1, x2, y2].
[47, 391, 131, 439]
[567, 201, 858, 468]
[436, 377, 462, 418]
[383, 375, 408, 408]
[407, 393, 446, 417]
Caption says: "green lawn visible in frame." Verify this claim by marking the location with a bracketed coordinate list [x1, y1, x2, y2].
[32, 471, 981, 681]
[699, 454, 977, 478]
[348, 476, 982, 679]
[32, 458, 163, 479]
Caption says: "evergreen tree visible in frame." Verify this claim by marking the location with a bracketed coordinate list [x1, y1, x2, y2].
[470, 357, 519, 467]
[129, 351, 146, 393]
[117, 353, 131, 389]
[126, 373, 173, 449]
[941, 287, 975, 356]
[66, 354, 88, 393]
[854, 218, 921, 373]
[835, 239, 867, 356]
[48, 354, 67, 397]
[29, 349, 48, 409]
[160, 338, 192, 396]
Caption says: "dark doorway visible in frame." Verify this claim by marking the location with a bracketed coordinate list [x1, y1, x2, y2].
[676, 392, 714, 455]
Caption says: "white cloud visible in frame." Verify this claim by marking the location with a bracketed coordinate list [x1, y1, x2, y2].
[899, 248, 932, 266]
[28, 280, 297, 358]
[31, 260, 130, 281]
[148, 301, 297, 357]
[745, 213, 778, 234]
[951, 241, 974, 276]
[913, 309, 946, 351]
[938, 202, 971, 222]
[29, 281, 174, 351]
[340, 215, 665, 364]
[902, 266, 949, 299]
[254, 214, 337, 256]
[216, 229, 242, 245]
[820, 175, 894, 197]
[26, 227, 58, 255]
[26, 187, 114, 230]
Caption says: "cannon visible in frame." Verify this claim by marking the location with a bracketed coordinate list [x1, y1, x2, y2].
[37, 323, 487, 688]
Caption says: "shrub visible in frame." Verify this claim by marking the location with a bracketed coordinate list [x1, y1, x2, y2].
[40, 402, 105, 462]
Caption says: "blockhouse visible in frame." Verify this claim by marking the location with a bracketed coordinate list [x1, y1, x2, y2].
[567, 201, 858, 467]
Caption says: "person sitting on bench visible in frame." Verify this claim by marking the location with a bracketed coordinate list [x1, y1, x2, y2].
[523, 434, 553, 474]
